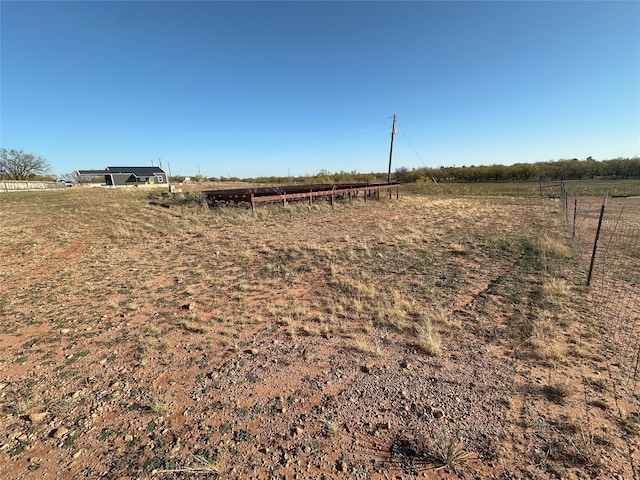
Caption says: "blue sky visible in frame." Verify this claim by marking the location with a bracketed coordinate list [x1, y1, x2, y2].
[1, 1, 639, 178]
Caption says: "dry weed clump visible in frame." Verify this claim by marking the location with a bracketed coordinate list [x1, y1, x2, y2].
[414, 321, 442, 356]
[620, 414, 640, 436]
[153, 452, 221, 476]
[541, 277, 571, 300]
[543, 379, 577, 405]
[526, 310, 566, 362]
[373, 298, 411, 332]
[431, 430, 475, 473]
[177, 318, 211, 334]
[350, 335, 386, 358]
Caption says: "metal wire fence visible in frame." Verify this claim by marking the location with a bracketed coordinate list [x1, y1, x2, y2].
[565, 190, 640, 407]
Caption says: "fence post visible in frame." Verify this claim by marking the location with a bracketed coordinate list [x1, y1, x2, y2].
[572, 197, 577, 240]
[564, 186, 569, 224]
[587, 192, 608, 286]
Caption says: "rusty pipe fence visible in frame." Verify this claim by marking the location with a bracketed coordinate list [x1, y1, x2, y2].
[202, 182, 400, 211]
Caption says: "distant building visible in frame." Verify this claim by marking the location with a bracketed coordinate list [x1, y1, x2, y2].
[76, 166, 167, 186]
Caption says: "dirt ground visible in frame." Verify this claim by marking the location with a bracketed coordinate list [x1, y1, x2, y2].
[0, 188, 638, 479]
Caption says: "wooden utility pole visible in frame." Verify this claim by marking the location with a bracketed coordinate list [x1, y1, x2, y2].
[387, 114, 396, 184]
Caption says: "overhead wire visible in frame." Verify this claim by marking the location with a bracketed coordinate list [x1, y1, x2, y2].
[399, 127, 427, 168]
[257, 116, 390, 158]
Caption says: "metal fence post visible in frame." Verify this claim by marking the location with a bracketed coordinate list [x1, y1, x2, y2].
[587, 192, 608, 286]
[572, 197, 577, 240]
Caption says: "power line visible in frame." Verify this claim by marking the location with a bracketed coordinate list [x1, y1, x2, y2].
[399, 128, 427, 167]
[314, 119, 389, 146]
[263, 116, 390, 156]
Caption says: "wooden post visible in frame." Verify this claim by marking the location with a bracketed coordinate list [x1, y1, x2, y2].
[309, 190, 313, 206]
[587, 192, 608, 286]
[251, 195, 255, 214]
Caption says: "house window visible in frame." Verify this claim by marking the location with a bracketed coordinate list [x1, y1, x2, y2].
[157, 176, 164, 183]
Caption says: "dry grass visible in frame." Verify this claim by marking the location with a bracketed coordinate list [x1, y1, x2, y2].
[1, 188, 627, 479]
[414, 319, 442, 356]
[153, 453, 221, 476]
[541, 277, 572, 300]
[350, 336, 386, 358]
[178, 318, 211, 334]
[527, 311, 566, 361]
[543, 379, 576, 404]
[10, 394, 40, 417]
[620, 414, 640, 436]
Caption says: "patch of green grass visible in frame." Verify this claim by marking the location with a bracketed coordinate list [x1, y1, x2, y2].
[97, 426, 118, 441]
[22, 338, 37, 349]
[142, 454, 178, 474]
[434, 433, 474, 473]
[9, 441, 28, 457]
[233, 429, 252, 442]
[62, 432, 77, 448]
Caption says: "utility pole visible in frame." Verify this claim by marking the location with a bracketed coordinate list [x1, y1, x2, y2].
[387, 114, 396, 184]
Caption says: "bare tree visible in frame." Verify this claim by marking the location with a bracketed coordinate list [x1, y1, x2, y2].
[0, 148, 51, 180]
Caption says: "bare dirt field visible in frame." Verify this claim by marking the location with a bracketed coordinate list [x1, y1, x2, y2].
[0, 188, 638, 479]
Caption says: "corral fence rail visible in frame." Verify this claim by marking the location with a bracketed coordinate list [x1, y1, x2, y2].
[202, 182, 401, 211]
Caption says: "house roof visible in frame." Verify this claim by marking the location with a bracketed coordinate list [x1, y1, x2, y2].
[77, 169, 109, 176]
[77, 166, 166, 177]
[106, 166, 165, 176]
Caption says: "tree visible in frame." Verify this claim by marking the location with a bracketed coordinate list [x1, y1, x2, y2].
[0, 148, 51, 180]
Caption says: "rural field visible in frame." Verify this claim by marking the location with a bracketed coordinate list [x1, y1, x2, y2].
[0, 186, 638, 479]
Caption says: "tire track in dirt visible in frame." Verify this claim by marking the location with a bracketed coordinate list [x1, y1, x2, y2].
[4, 223, 101, 293]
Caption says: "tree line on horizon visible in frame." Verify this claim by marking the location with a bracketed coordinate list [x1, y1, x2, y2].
[239, 157, 640, 185]
[1, 148, 638, 186]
